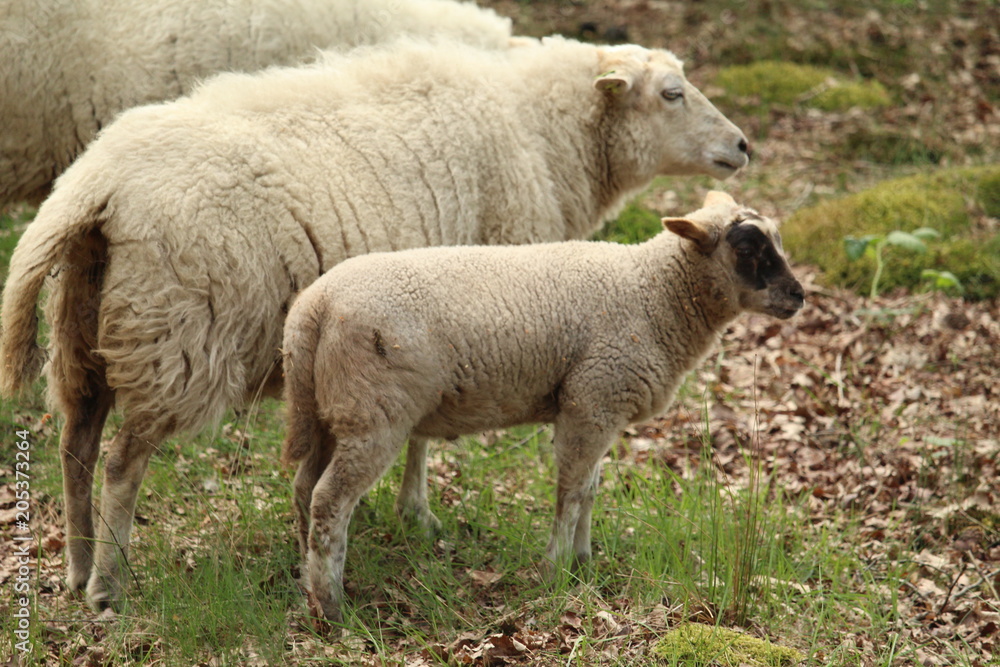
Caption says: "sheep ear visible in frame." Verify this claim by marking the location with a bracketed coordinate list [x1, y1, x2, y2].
[663, 217, 719, 254]
[594, 69, 634, 96]
[703, 190, 737, 208]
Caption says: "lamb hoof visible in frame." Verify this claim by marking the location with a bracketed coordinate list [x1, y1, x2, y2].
[85, 577, 120, 613]
[307, 590, 344, 637]
[97, 607, 118, 622]
[419, 511, 443, 539]
[396, 504, 443, 540]
[87, 592, 115, 613]
[537, 557, 568, 583]
[67, 567, 91, 594]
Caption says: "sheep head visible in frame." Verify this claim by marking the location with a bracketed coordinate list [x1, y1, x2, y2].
[595, 46, 750, 181]
[663, 191, 805, 320]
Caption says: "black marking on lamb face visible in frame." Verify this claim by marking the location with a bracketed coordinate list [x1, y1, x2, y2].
[373, 329, 387, 357]
[725, 223, 787, 290]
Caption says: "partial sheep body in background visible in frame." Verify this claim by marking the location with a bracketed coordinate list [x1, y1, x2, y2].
[0, 0, 512, 206]
[0, 36, 748, 612]
[282, 192, 804, 623]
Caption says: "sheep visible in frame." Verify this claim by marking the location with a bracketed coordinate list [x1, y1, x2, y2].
[281, 190, 804, 624]
[0, 0, 512, 207]
[0, 35, 750, 612]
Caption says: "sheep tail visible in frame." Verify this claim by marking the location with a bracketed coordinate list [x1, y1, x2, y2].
[281, 304, 327, 465]
[0, 191, 107, 396]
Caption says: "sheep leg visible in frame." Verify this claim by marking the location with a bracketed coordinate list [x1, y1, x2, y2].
[292, 430, 337, 557]
[59, 387, 115, 592]
[86, 424, 160, 611]
[394, 437, 442, 538]
[544, 419, 616, 572]
[571, 461, 604, 565]
[307, 427, 408, 624]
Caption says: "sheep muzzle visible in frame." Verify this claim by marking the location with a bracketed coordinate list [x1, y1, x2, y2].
[764, 275, 805, 319]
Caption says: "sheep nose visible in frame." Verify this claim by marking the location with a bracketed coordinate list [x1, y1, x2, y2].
[738, 138, 751, 156]
[790, 281, 805, 305]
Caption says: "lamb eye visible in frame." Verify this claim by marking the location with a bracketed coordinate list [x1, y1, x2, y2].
[736, 246, 755, 258]
[661, 88, 684, 102]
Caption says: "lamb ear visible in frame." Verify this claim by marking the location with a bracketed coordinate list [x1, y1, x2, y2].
[663, 217, 719, 254]
[594, 69, 634, 96]
[703, 190, 737, 208]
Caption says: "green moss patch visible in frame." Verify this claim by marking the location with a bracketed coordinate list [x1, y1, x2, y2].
[594, 200, 663, 244]
[653, 623, 803, 666]
[783, 165, 1000, 300]
[715, 61, 891, 112]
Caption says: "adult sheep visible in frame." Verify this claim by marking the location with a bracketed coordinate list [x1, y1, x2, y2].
[0, 0, 512, 207]
[0, 36, 749, 611]
[282, 191, 804, 623]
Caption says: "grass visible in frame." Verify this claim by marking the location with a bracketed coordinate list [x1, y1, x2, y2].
[0, 206, 34, 281]
[2, 377, 930, 665]
[0, 342, 988, 663]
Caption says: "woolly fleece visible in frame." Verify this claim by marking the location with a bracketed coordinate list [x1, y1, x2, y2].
[0, 0, 512, 205]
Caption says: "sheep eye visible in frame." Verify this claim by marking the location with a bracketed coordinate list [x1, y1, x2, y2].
[661, 88, 684, 102]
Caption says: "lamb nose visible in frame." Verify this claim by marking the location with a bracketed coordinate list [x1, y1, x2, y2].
[738, 138, 750, 156]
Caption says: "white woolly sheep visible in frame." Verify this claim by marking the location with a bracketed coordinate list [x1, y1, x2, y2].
[282, 191, 804, 623]
[0, 36, 749, 611]
[0, 0, 512, 207]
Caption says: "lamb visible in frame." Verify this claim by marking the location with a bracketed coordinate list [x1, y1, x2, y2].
[0, 35, 750, 612]
[0, 0, 512, 207]
[286, 191, 804, 623]
[281, 191, 804, 623]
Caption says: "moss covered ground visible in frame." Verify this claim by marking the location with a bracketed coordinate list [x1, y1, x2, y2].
[714, 61, 891, 112]
[782, 166, 1000, 300]
[653, 623, 803, 666]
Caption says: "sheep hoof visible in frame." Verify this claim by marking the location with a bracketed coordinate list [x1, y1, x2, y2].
[307, 590, 344, 638]
[67, 567, 91, 594]
[537, 557, 572, 584]
[396, 504, 443, 540]
[86, 591, 116, 613]
[418, 511, 443, 539]
[572, 551, 592, 571]
[85, 576, 121, 613]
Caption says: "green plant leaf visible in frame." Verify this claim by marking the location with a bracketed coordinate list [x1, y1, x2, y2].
[844, 236, 870, 261]
[921, 269, 964, 293]
[885, 230, 927, 253]
[911, 227, 941, 240]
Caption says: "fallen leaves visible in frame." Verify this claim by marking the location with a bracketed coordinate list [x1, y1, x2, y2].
[630, 274, 1000, 663]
